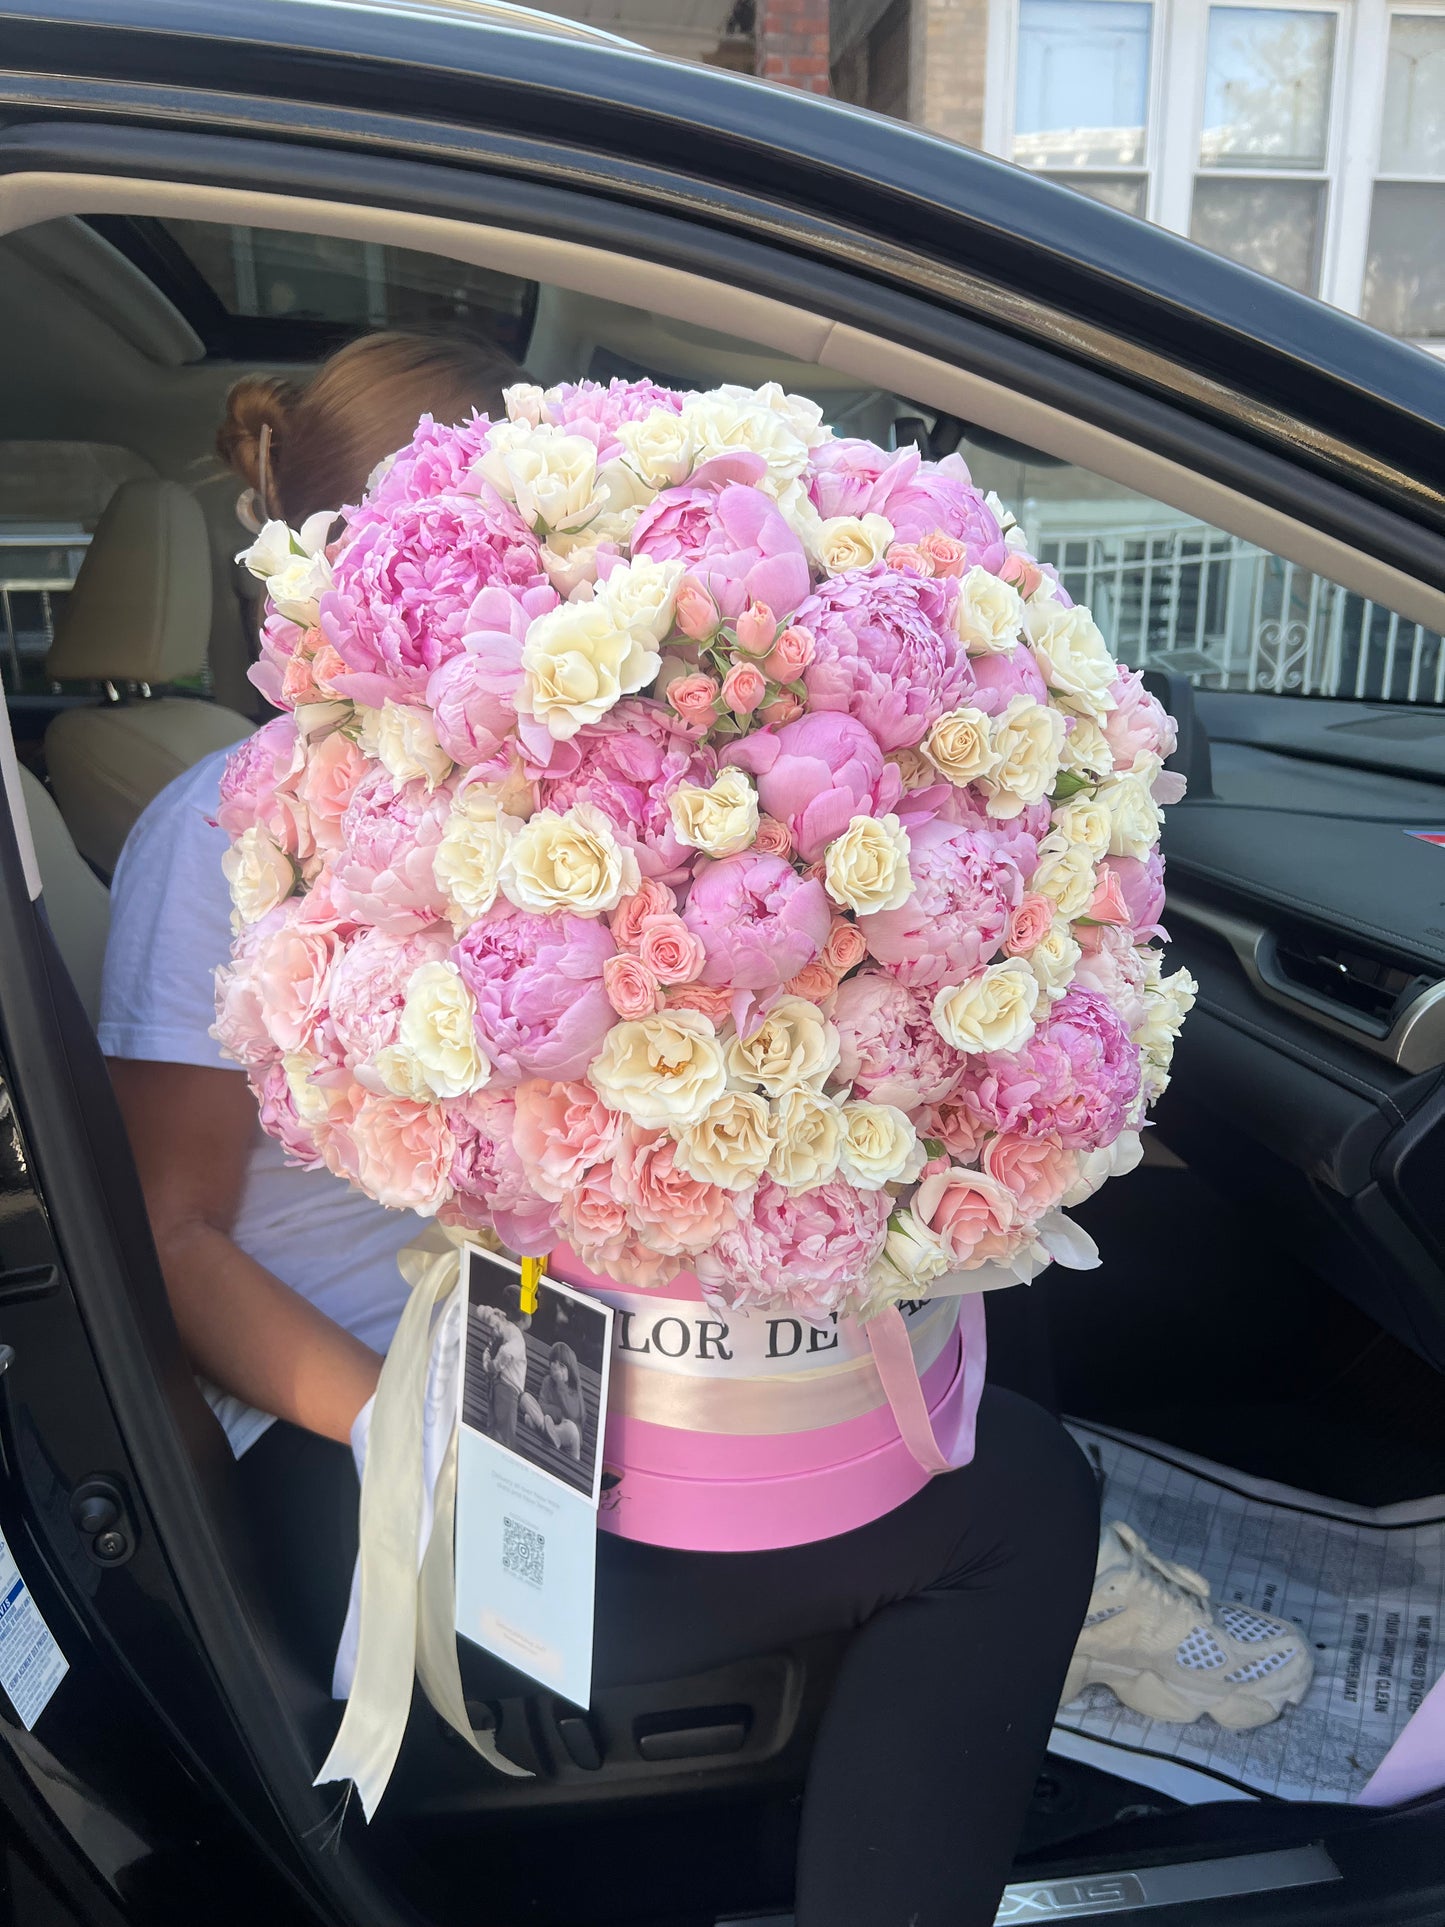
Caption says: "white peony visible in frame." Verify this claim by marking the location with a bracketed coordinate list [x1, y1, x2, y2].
[923, 706, 1000, 787]
[223, 825, 295, 924]
[672, 1091, 775, 1191]
[954, 565, 1024, 654]
[768, 1087, 845, 1192]
[519, 599, 660, 740]
[595, 555, 685, 643]
[434, 789, 524, 927]
[588, 1009, 729, 1131]
[669, 768, 759, 858]
[932, 958, 1041, 1054]
[838, 1101, 922, 1190]
[824, 813, 913, 915]
[375, 700, 453, 791]
[726, 997, 840, 1096]
[814, 513, 894, 574]
[501, 802, 639, 917]
[1025, 599, 1118, 720]
[396, 961, 491, 1099]
[980, 695, 1067, 818]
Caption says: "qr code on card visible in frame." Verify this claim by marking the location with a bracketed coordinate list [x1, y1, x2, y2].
[501, 1514, 545, 1588]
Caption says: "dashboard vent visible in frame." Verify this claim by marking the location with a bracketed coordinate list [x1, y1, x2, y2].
[1270, 929, 1426, 1034]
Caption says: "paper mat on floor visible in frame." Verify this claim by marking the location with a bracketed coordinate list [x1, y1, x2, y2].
[1050, 1422, 1445, 1805]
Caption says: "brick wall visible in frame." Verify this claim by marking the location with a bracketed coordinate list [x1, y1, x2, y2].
[756, 0, 832, 93]
[913, 0, 989, 147]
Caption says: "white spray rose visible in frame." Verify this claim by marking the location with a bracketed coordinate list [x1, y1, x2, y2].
[223, 825, 295, 924]
[1029, 920, 1082, 1000]
[501, 802, 639, 917]
[615, 412, 696, 490]
[1097, 771, 1163, 860]
[838, 1101, 922, 1190]
[1031, 842, 1098, 921]
[1059, 714, 1116, 781]
[502, 381, 548, 427]
[768, 1087, 845, 1192]
[1025, 599, 1118, 720]
[672, 1091, 776, 1191]
[434, 789, 525, 928]
[669, 768, 759, 858]
[595, 555, 685, 643]
[726, 997, 840, 1096]
[478, 426, 605, 533]
[954, 565, 1024, 654]
[282, 1051, 334, 1126]
[1049, 796, 1112, 859]
[981, 696, 1067, 818]
[375, 700, 454, 791]
[932, 958, 1041, 1054]
[814, 514, 895, 574]
[824, 813, 913, 915]
[864, 1209, 954, 1308]
[589, 1009, 729, 1131]
[397, 960, 492, 1099]
[680, 394, 810, 490]
[923, 707, 1001, 787]
[519, 599, 660, 739]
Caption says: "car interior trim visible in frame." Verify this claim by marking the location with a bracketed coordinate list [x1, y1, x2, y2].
[0, 168, 1442, 642]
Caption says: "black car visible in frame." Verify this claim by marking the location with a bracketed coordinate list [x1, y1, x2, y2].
[1, 3, 1445, 1921]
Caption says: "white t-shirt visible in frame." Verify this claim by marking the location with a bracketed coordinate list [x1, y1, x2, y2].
[98, 747, 422, 1457]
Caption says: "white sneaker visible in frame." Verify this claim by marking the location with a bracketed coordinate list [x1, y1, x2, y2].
[1060, 1522, 1314, 1730]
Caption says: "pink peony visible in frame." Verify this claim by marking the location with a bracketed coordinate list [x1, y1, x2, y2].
[724, 713, 903, 863]
[427, 582, 559, 767]
[612, 1125, 741, 1256]
[610, 879, 677, 950]
[251, 1060, 323, 1168]
[797, 565, 972, 752]
[1102, 669, 1178, 773]
[915, 1097, 993, 1164]
[1071, 926, 1151, 1034]
[511, 1080, 621, 1203]
[217, 717, 311, 858]
[349, 1093, 455, 1213]
[535, 699, 713, 886]
[321, 482, 545, 704]
[213, 954, 275, 1070]
[831, 970, 963, 1109]
[326, 925, 452, 1065]
[366, 412, 497, 509]
[544, 377, 684, 459]
[692, 1176, 889, 1319]
[453, 905, 616, 1084]
[968, 643, 1050, 718]
[860, 817, 1025, 988]
[980, 1132, 1079, 1219]
[604, 952, 664, 1018]
[333, 768, 454, 935]
[915, 1165, 1020, 1268]
[443, 1087, 557, 1253]
[630, 478, 809, 621]
[252, 916, 343, 1056]
[1099, 853, 1166, 939]
[681, 853, 831, 995]
[954, 987, 1141, 1151]
[938, 785, 1048, 876]
[808, 444, 1006, 566]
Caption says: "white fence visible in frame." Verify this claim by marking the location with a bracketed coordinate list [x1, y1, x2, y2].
[1034, 522, 1444, 704]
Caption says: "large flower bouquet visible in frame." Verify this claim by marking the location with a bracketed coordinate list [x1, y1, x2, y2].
[214, 376, 1195, 1323]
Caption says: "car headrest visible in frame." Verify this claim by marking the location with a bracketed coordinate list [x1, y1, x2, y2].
[46, 478, 212, 685]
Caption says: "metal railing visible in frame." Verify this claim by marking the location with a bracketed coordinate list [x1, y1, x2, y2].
[1035, 521, 1444, 704]
[0, 529, 90, 693]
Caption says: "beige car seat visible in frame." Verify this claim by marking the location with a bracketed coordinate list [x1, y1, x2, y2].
[44, 477, 252, 877]
[16, 764, 109, 1024]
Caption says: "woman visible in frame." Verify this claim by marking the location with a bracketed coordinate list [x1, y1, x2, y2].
[520, 1342, 585, 1462]
[102, 329, 1101, 1927]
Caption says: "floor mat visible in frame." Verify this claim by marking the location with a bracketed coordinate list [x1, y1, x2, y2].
[1053, 1422, 1445, 1805]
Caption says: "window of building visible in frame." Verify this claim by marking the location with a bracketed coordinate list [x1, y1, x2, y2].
[1362, 13, 1445, 335]
[1011, 0, 1155, 212]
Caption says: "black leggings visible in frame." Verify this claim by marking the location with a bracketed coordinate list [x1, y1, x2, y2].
[239, 1386, 1098, 1927]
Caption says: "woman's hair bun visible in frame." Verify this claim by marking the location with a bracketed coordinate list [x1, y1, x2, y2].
[216, 374, 300, 504]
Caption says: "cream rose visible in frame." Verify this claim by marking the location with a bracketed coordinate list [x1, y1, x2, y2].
[1049, 796, 1112, 859]
[589, 1008, 729, 1131]
[768, 1087, 844, 1192]
[726, 997, 840, 1096]
[1133, 962, 1198, 1055]
[434, 790, 523, 928]
[375, 700, 454, 791]
[1059, 714, 1116, 781]
[238, 509, 334, 623]
[479, 427, 605, 533]
[1025, 599, 1118, 720]
[282, 1050, 334, 1125]
[1097, 771, 1163, 860]
[397, 959, 491, 1099]
[672, 1090, 775, 1190]
[922, 706, 1000, 786]
[824, 813, 913, 915]
[503, 380, 548, 427]
[679, 395, 809, 490]
[223, 825, 295, 924]
[954, 565, 1024, 654]
[839, 1101, 921, 1190]
[501, 802, 639, 917]
[519, 599, 660, 740]
[1029, 920, 1082, 1000]
[864, 1208, 953, 1309]
[538, 508, 641, 597]
[932, 958, 1042, 1054]
[1030, 841, 1098, 921]
[814, 513, 895, 574]
[596, 555, 685, 643]
[372, 1042, 436, 1104]
[722, 379, 829, 447]
[615, 412, 696, 490]
[980, 695, 1067, 818]
[668, 768, 759, 858]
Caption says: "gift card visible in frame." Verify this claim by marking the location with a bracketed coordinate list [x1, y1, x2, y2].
[454, 1246, 613, 1708]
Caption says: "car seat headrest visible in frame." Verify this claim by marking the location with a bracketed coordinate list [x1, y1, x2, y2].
[45, 477, 213, 686]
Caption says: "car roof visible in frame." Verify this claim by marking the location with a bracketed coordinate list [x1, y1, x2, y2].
[5, 0, 1445, 525]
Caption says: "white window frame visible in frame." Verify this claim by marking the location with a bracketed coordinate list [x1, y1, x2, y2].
[985, 0, 1445, 350]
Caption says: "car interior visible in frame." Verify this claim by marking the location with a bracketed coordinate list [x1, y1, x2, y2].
[4, 172, 1445, 1927]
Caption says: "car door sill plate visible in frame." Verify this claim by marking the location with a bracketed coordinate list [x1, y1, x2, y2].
[717, 1841, 1341, 1925]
